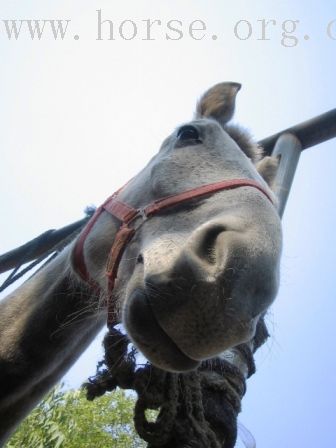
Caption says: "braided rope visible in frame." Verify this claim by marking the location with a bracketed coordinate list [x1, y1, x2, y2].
[83, 319, 266, 448]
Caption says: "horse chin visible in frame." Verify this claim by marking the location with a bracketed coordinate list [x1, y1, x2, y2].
[123, 289, 200, 372]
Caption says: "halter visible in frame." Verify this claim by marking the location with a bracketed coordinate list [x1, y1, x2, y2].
[72, 178, 274, 323]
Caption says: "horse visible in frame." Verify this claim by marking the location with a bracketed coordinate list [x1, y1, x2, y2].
[0, 82, 282, 446]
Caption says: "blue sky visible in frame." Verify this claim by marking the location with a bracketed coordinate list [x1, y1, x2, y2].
[0, 1, 335, 446]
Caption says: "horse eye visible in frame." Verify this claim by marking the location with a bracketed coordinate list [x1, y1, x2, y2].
[177, 125, 200, 141]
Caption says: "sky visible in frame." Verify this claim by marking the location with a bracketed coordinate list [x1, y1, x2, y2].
[0, 1, 335, 447]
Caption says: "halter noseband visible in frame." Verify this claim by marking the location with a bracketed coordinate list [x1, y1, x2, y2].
[72, 178, 274, 323]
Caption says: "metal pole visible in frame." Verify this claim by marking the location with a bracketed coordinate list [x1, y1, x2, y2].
[0, 215, 91, 274]
[259, 108, 336, 156]
[271, 133, 302, 218]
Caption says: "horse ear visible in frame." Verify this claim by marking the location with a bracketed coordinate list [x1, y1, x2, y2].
[255, 156, 280, 190]
[195, 82, 241, 126]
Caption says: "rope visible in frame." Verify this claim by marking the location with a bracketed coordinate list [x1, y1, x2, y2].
[83, 320, 265, 448]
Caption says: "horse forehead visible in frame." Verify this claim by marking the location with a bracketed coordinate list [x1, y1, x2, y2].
[160, 117, 230, 151]
[119, 119, 257, 205]
[150, 133, 255, 187]
[154, 122, 248, 168]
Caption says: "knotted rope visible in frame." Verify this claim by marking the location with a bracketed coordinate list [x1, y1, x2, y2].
[84, 320, 267, 448]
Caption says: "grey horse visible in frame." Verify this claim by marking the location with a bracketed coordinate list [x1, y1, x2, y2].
[0, 82, 282, 445]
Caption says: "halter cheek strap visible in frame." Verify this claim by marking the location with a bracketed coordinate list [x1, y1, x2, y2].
[72, 178, 274, 324]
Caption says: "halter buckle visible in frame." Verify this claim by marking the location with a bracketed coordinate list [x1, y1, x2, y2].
[139, 208, 147, 220]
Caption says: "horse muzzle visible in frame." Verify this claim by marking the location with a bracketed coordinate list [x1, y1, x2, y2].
[123, 216, 281, 370]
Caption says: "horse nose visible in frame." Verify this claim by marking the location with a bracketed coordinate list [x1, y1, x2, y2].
[190, 223, 228, 266]
[182, 221, 236, 281]
[144, 272, 172, 290]
[144, 271, 189, 297]
[143, 221, 233, 290]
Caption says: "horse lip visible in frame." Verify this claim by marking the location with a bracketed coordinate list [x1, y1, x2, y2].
[125, 288, 200, 372]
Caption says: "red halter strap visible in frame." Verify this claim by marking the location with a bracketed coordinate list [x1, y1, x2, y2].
[72, 178, 274, 323]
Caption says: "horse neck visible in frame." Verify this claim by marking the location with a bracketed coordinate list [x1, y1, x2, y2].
[0, 246, 105, 444]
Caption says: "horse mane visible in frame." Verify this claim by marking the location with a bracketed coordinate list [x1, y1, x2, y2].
[224, 124, 263, 163]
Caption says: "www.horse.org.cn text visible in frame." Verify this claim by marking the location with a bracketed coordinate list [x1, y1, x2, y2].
[1, 10, 336, 48]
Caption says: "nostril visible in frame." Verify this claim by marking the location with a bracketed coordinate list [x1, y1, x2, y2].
[137, 253, 144, 264]
[195, 225, 226, 265]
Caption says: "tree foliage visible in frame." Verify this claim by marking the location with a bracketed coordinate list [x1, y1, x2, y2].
[6, 386, 146, 448]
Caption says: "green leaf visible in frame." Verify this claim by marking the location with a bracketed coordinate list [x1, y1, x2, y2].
[6, 386, 146, 448]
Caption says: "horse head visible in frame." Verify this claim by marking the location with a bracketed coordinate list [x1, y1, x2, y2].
[76, 82, 282, 372]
